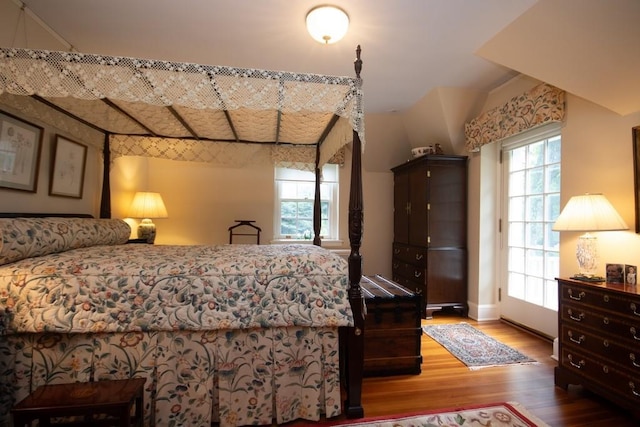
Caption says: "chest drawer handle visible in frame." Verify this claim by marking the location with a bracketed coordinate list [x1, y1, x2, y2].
[394, 248, 400, 255]
[568, 331, 585, 345]
[631, 303, 640, 317]
[568, 290, 585, 301]
[630, 382, 640, 397]
[393, 263, 399, 269]
[415, 254, 423, 261]
[568, 354, 585, 369]
[414, 271, 422, 278]
[631, 327, 640, 341]
[567, 309, 584, 322]
[630, 353, 640, 368]
[603, 317, 609, 325]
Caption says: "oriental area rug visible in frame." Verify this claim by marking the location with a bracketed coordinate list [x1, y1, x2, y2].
[325, 401, 550, 427]
[422, 323, 537, 369]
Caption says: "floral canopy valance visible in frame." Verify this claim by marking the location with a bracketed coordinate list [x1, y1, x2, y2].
[464, 83, 565, 152]
[0, 47, 364, 169]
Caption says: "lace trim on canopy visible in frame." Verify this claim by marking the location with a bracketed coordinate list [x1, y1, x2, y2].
[464, 83, 565, 152]
[0, 48, 364, 169]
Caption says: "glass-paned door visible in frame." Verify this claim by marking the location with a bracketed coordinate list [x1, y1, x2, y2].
[500, 130, 561, 338]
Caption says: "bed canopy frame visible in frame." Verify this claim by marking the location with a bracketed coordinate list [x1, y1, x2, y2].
[0, 45, 366, 418]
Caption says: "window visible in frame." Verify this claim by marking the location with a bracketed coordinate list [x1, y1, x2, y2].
[274, 164, 339, 241]
[502, 129, 561, 311]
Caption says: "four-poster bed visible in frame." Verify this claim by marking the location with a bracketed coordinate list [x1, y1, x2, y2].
[0, 46, 366, 426]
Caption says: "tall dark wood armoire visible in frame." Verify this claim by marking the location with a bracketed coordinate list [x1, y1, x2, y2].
[391, 155, 468, 318]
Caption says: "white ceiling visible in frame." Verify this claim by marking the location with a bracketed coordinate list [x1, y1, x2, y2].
[3, 0, 639, 116]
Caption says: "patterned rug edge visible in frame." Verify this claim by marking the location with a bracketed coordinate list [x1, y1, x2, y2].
[321, 401, 550, 426]
[422, 322, 538, 370]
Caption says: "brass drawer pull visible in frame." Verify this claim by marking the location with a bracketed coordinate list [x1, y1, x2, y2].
[631, 327, 640, 341]
[414, 271, 422, 278]
[631, 303, 640, 317]
[568, 354, 585, 369]
[630, 353, 640, 368]
[630, 382, 640, 397]
[568, 331, 585, 345]
[394, 248, 400, 255]
[568, 289, 586, 301]
[415, 254, 424, 261]
[568, 309, 584, 322]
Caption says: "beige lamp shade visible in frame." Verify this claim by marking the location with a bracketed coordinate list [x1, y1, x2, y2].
[552, 193, 627, 232]
[128, 192, 168, 244]
[552, 193, 628, 278]
[306, 5, 349, 44]
[128, 192, 168, 219]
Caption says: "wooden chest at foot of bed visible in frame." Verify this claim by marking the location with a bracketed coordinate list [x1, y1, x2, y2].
[362, 275, 422, 377]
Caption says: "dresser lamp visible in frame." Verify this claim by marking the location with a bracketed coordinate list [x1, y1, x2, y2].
[552, 193, 628, 281]
[128, 192, 168, 243]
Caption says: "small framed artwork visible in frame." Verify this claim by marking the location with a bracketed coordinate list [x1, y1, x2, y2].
[605, 263, 625, 284]
[49, 135, 87, 198]
[0, 110, 43, 192]
[625, 264, 637, 285]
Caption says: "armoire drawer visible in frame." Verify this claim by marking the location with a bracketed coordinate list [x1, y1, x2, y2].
[392, 244, 427, 267]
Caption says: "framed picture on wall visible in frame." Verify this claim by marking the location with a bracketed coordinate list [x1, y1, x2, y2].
[49, 135, 87, 198]
[0, 111, 44, 192]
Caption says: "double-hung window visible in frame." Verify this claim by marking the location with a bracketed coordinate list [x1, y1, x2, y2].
[274, 164, 339, 241]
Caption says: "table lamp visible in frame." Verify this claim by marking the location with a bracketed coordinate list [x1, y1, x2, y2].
[128, 192, 168, 243]
[552, 193, 628, 281]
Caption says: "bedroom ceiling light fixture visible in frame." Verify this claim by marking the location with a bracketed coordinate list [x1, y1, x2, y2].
[552, 193, 628, 281]
[128, 191, 169, 244]
[306, 5, 349, 44]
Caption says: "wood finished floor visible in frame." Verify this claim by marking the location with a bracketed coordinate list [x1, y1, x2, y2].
[290, 312, 638, 426]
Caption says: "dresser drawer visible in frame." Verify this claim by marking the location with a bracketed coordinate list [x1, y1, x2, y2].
[561, 281, 640, 320]
[560, 347, 640, 405]
[562, 302, 640, 345]
[560, 324, 640, 373]
[392, 244, 427, 268]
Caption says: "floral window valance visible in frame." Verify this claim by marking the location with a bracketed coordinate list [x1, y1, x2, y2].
[464, 83, 565, 152]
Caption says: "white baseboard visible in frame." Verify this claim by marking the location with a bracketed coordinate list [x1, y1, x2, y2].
[466, 301, 500, 321]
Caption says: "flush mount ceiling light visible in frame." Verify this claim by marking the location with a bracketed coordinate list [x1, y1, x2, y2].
[306, 5, 349, 44]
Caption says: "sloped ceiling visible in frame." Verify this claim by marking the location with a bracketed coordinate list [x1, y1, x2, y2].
[477, 0, 640, 116]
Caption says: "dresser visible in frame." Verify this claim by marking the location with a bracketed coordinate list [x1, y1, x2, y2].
[391, 155, 467, 318]
[555, 278, 640, 417]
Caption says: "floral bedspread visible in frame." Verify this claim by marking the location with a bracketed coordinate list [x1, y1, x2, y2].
[0, 243, 353, 335]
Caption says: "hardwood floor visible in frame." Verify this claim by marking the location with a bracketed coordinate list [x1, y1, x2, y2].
[298, 312, 638, 426]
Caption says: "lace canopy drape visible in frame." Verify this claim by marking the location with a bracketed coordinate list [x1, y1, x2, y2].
[0, 48, 363, 170]
[464, 83, 565, 152]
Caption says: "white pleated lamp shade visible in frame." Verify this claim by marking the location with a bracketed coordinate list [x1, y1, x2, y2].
[128, 192, 168, 219]
[552, 193, 627, 232]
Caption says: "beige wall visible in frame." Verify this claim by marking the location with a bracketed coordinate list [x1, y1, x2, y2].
[466, 75, 640, 322]
[110, 145, 394, 277]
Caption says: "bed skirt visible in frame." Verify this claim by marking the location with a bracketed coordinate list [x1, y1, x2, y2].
[0, 326, 342, 427]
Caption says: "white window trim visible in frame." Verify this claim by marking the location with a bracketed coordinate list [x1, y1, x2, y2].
[274, 164, 340, 242]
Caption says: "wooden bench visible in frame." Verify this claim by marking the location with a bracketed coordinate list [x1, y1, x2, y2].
[11, 378, 145, 427]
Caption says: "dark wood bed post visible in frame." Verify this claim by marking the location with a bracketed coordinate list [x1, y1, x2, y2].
[344, 44, 365, 419]
[313, 142, 322, 246]
[99, 133, 111, 219]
